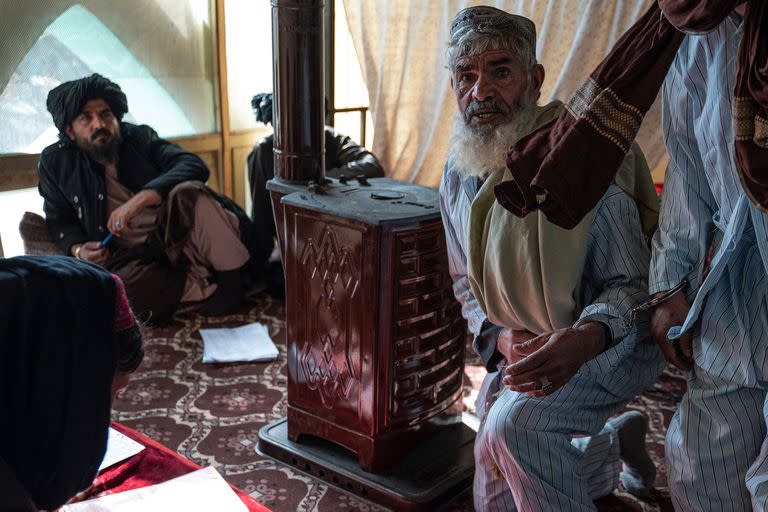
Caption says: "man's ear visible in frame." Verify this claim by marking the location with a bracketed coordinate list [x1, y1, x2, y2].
[64, 125, 75, 141]
[530, 64, 545, 102]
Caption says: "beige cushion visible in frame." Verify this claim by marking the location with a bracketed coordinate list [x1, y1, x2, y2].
[18, 212, 64, 256]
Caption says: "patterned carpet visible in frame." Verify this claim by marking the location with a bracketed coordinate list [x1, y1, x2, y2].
[112, 295, 683, 511]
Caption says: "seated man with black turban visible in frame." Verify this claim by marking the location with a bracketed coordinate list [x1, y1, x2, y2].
[38, 74, 259, 320]
[0, 256, 143, 511]
[247, 92, 385, 275]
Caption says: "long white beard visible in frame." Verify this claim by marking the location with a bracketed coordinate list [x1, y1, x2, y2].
[447, 100, 537, 178]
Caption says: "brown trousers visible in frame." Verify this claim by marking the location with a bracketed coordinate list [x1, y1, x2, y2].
[107, 181, 249, 323]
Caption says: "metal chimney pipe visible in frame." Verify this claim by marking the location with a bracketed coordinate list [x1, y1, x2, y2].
[271, 0, 326, 184]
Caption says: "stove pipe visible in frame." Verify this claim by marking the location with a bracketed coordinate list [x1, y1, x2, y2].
[271, 0, 326, 184]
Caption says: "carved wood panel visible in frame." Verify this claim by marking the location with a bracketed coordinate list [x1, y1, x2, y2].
[285, 208, 375, 433]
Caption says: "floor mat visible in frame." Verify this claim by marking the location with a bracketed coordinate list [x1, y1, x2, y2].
[112, 296, 682, 511]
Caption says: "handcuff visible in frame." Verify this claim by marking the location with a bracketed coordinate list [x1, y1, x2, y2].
[626, 278, 688, 326]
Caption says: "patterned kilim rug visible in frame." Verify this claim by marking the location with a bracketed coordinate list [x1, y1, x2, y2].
[112, 295, 682, 511]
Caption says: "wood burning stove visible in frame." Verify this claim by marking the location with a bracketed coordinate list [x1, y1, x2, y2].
[261, 0, 469, 480]
[279, 178, 466, 471]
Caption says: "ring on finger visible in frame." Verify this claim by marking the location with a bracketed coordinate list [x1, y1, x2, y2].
[539, 375, 553, 393]
[115, 220, 122, 229]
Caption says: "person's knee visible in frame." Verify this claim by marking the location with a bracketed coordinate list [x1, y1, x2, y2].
[165, 180, 207, 206]
[162, 180, 208, 224]
[479, 398, 533, 461]
[166, 181, 230, 233]
[168, 180, 206, 195]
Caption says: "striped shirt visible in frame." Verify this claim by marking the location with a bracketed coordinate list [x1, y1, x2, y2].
[439, 162, 652, 370]
[650, 11, 768, 318]
[653, 14, 768, 510]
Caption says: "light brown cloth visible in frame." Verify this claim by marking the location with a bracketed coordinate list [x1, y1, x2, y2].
[180, 193, 250, 302]
[104, 173, 249, 303]
[467, 101, 658, 333]
[104, 163, 158, 247]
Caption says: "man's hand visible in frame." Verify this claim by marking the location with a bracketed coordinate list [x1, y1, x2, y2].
[108, 188, 161, 235]
[502, 322, 605, 396]
[651, 290, 693, 371]
[111, 371, 131, 401]
[72, 241, 109, 266]
[497, 329, 537, 365]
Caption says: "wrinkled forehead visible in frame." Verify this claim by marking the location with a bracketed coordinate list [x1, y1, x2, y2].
[454, 48, 520, 72]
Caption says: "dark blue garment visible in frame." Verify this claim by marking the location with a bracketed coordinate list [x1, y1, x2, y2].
[0, 256, 116, 510]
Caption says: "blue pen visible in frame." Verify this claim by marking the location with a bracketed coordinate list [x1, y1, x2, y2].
[101, 233, 114, 246]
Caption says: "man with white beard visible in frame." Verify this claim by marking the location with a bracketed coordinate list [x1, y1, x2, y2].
[438, 7, 665, 511]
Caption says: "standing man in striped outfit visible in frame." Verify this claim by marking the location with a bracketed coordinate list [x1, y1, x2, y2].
[439, 7, 665, 511]
[650, 2, 768, 509]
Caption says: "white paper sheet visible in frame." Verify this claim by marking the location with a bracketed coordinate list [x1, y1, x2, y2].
[98, 427, 145, 472]
[62, 466, 247, 512]
[199, 322, 278, 363]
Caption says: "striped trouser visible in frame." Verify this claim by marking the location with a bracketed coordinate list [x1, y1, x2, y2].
[473, 335, 663, 511]
[666, 236, 768, 511]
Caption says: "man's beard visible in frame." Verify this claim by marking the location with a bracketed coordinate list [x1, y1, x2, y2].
[76, 128, 122, 164]
[447, 97, 537, 178]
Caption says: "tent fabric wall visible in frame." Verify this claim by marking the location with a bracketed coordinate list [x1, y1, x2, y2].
[341, 0, 662, 187]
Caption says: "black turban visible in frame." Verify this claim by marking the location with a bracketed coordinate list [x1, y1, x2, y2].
[46, 73, 129, 135]
[251, 91, 330, 126]
[251, 92, 274, 126]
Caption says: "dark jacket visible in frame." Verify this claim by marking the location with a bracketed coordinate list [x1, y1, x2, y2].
[0, 256, 117, 509]
[37, 122, 210, 254]
[247, 127, 384, 267]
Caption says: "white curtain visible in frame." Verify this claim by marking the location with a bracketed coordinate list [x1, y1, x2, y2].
[341, 0, 663, 188]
